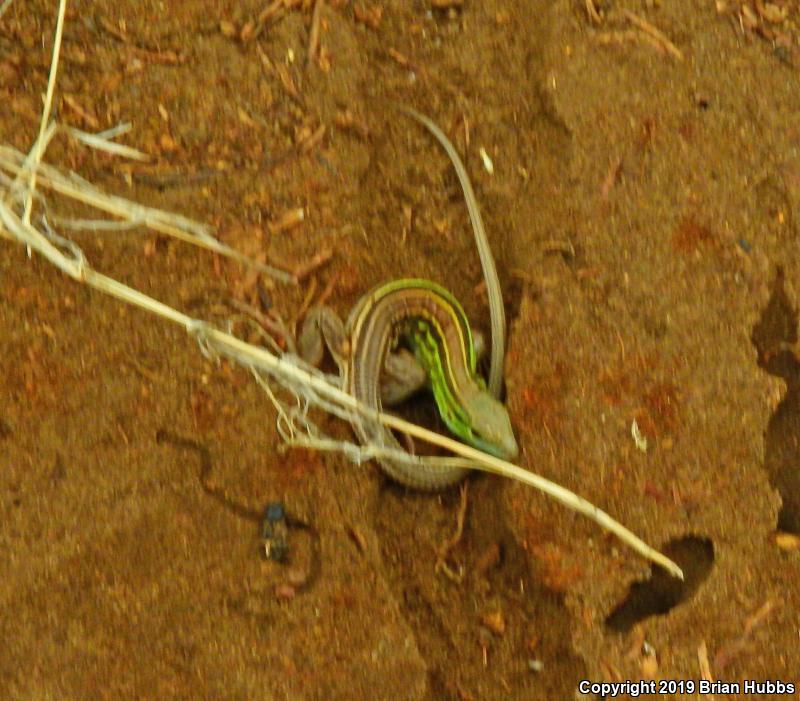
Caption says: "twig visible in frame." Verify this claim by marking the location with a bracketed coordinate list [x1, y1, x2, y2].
[622, 9, 684, 61]
[601, 155, 623, 198]
[316, 271, 338, 307]
[585, 0, 602, 24]
[98, 15, 128, 42]
[295, 276, 318, 322]
[299, 123, 326, 154]
[387, 47, 413, 68]
[245, 0, 286, 42]
[698, 641, 714, 686]
[713, 599, 776, 670]
[293, 247, 333, 282]
[257, 0, 285, 24]
[62, 94, 100, 130]
[308, 0, 324, 63]
[227, 298, 297, 354]
[436, 483, 470, 582]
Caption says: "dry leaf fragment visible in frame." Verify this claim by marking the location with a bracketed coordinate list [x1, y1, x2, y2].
[480, 610, 506, 636]
[159, 133, 178, 153]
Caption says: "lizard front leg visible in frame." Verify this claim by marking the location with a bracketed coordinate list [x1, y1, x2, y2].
[299, 307, 429, 406]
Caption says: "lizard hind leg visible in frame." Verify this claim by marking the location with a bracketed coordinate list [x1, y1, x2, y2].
[298, 307, 350, 367]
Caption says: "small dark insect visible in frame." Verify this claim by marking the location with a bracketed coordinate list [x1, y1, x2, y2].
[261, 502, 289, 561]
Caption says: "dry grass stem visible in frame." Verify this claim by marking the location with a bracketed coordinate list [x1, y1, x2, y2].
[63, 125, 150, 161]
[0, 145, 295, 284]
[24, 0, 67, 224]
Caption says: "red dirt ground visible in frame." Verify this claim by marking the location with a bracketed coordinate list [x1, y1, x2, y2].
[1, 1, 799, 699]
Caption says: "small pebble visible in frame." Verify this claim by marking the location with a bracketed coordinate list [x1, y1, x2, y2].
[275, 584, 296, 600]
[286, 567, 308, 587]
[528, 659, 544, 673]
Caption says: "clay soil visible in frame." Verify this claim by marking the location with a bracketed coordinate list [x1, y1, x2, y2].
[1, 1, 799, 699]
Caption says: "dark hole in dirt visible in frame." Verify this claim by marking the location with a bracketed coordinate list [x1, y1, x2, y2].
[751, 268, 800, 533]
[605, 536, 714, 633]
[752, 268, 797, 379]
[765, 394, 800, 534]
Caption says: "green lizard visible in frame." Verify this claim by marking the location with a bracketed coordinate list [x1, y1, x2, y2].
[299, 107, 516, 489]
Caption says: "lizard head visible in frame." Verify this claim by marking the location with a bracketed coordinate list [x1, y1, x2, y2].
[463, 392, 519, 461]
